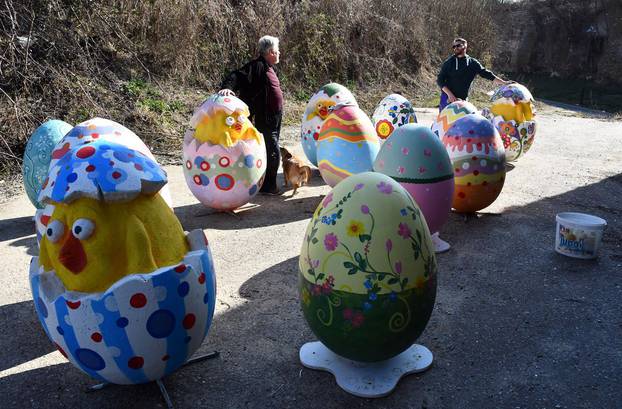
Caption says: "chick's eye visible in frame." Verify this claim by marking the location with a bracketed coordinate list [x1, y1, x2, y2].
[72, 218, 95, 240]
[46, 220, 65, 243]
[237, 115, 246, 123]
[225, 116, 235, 126]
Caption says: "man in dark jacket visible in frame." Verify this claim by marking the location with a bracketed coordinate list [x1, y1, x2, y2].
[219, 35, 283, 195]
[437, 37, 510, 111]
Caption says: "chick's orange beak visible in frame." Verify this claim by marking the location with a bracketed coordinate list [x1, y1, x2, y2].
[59, 234, 87, 274]
[233, 123, 242, 131]
[319, 107, 328, 118]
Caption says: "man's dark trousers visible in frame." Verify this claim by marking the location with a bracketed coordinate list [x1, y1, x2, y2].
[255, 111, 282, 192]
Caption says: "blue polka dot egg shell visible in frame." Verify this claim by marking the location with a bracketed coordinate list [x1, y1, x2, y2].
[37, 140, 167, 205]
[47, 118, 159, 171]
[29, 234, 217, 385]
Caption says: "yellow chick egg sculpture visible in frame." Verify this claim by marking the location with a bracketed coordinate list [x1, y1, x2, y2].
[490, 83, 537, 162]
[31, 135, 218, 386]
[183, 94, 267, 210]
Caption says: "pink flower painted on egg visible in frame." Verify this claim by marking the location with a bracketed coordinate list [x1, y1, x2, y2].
[397, 166, 405, 175]
[323, 233, 339, 251]
[424, 149, 432, 156]
[401, 147, 409, 155]
[419, 166, 427, 174]
[398, 222, 411, 239]
[377, 181, 393, 194]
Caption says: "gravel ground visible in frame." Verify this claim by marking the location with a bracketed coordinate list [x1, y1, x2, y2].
[0, 105, 620, 409]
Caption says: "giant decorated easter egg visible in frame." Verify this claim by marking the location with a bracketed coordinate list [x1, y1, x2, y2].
[23, 120, 73, 208]
[371, 94, 417, 140]
[374, 124, 453, 234]
[183, 95, 266, 210]
[316, 105, 379, 187]
[431, 100, 478, 139]
[490, 83, 536, 162]
[48, 117, 173, 207]
[31, 132, 217, 384]
[299, 172, 437, 362]
[442, 114, 506, 213]
[301, 83, 358, 166]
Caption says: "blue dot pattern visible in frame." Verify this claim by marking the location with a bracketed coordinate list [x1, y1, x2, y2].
[146, 309, 176, 338]
[38, 140, 167, 204]
[177, 282, 190, 297]
[244, 154, 255, 168]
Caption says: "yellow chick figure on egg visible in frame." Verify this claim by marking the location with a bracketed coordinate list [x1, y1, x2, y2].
[194, 107, 262, 148]
[491, 101, 534, 123]
[306, 100, 337, 122]
[39, 194, 189, 293]
[36, 137, 190, 293]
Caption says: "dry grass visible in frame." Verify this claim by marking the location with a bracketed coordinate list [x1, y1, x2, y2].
[0, 0, 500, 175]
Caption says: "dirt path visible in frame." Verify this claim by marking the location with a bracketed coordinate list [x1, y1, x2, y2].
[0, 107, 621, 408]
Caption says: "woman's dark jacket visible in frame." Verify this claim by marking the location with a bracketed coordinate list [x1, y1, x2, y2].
[220, 56, 272, 120]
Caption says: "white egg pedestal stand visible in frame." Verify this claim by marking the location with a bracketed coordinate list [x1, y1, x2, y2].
[299, 341, 433, 398]
[431, 232, 451, 253]
[86, 351, 219, 409]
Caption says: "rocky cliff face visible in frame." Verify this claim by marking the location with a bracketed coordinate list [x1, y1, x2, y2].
[495, 0, 622, 85]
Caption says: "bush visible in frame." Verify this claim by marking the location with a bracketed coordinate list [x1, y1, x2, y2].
[0, 0, 499, 174]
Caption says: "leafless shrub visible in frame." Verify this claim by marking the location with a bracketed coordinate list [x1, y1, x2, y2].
[0, 0, 499, 174]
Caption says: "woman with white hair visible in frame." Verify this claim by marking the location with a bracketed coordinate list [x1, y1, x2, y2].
[219, 35, 283, 195]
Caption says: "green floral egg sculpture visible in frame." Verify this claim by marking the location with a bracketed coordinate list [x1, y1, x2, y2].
[299, 172, 437, 362]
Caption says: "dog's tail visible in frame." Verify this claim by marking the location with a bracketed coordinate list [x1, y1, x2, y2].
[301, 166, 312, 184]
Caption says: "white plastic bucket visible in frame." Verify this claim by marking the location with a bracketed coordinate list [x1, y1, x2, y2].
[555, 212, 607, 259]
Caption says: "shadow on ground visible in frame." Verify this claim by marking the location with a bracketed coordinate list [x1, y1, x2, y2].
[175, 172, 326, 231]
[9, 235, 38, 256]
[0, 300, 56, 372]
[0, 211, 40, 257]
[1, 174, 621, 408]
[0, 215, 35, 242]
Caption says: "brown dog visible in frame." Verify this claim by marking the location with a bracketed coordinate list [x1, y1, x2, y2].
[280, 147, 312, 195]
